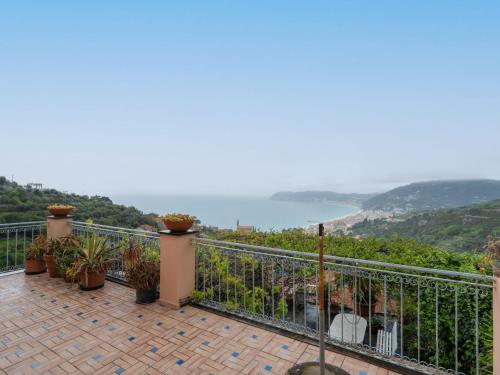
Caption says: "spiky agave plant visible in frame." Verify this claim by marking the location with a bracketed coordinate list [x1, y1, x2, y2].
[71, 232, 113, 282]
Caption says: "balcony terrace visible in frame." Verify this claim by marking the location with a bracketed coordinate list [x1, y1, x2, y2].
[0, 272, 395, 375]
[0, 219, 496, 375]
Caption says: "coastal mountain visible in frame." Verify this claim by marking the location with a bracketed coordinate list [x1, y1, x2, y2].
[361, 179, 500, 213]
[0, 177, 158, 228]
[270, 191, 376, 207]
[351, 198, 500, 252]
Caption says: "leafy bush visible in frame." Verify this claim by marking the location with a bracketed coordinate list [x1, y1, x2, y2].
[53, 236, 81, 278]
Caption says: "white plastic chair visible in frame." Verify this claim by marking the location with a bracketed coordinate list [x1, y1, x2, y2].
[376, 321, 398, 355]
[328, 313, 367, 344]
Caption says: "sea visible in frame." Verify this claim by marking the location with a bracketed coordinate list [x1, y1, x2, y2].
[112, 195, 359, 231]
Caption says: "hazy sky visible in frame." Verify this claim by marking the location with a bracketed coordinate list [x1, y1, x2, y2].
[1, 1, 499, 196]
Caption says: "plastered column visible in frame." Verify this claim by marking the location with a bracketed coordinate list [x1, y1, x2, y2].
[47, 216, 72, 240]
[494, 275, 500, 375]
[158, 230, 198, 309]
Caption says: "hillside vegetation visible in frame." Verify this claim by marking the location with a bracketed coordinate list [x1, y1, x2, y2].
[0, 177, 157, 228]
[270, 191, 375, 206]
[211, 229, 487, 272]
[352, 199, 500, 252]
[362, 179, 500, 213]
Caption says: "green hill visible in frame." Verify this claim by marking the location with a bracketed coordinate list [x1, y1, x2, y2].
[0, 177, 158, 228]
[352, 199, 500, 252]
[362, 179, 500, 213]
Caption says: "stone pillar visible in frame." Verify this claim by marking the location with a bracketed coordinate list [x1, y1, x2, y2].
[158, 230, 198, 309]
[47, 216, 72, 240]
[494, 275, 500, 375]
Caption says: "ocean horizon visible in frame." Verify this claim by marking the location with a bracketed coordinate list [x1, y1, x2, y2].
[112, 194, 359, 231]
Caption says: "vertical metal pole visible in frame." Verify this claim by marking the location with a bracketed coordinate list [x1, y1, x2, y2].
[318, 224, 325, 375]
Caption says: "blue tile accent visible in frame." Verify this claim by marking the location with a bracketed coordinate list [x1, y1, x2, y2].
[359, 372, 368, 375]
[178, 331, 185, 336]
[176, 359, 185, 365]
[15, 350, 23, 357]
[108, 326, 115, 332]
[251, 334, 258, 339]
[128, 336, 136, 341]
[73, 342, 81, 349]
[264, 365, 273, 371]
[1, 338, 11, 344]
[202, 340, 209, 346]
[231, 352, 239, 358]
[31, 361, 40, 369]
[58, 331, 65, 338]
[93, 354, 103, 361]
[282, 344, 289, 350]
[156, 322, 162, 326]
[115, 367, 125, 374]
[92, 319, 98, 324]
[224, 325, 230, 330]
[150, 346, 158, 353]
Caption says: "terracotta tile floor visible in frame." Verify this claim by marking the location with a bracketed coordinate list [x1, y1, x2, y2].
[0, 273, 398, 375]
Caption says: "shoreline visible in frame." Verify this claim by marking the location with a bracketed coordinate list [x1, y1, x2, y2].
[306, 209, 392, 233]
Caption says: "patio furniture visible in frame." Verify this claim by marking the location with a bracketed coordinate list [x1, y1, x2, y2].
[328, 313, 367, 344]
[376, 321, 398, 355]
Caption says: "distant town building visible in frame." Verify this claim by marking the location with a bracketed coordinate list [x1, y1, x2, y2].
[26, 183, 43, 190]
[236, 219, 254, 234]
[237, 225, 254, 234]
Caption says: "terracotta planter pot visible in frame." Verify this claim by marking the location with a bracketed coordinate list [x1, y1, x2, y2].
[44, 255, 59, 277]
[163, 219, 193, 232]
[25, 259, 46, 275]
[48, 207, 74, 217]
[79, 270, 106, 290]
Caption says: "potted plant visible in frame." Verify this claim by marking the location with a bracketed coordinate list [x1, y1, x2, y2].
[47, 204, 75, 217]
[161, 213, 195, 232]
[25, 235, 47, 274]
[44, 239, 62, 277]
[71, 232, 113, 290]
[123, 239, 160, 304]
[54, 236, 81, 282]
